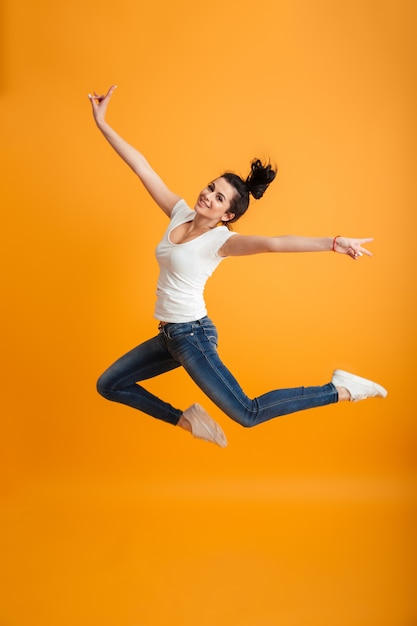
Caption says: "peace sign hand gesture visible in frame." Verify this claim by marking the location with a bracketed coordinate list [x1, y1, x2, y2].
[333, 236, 374, 260]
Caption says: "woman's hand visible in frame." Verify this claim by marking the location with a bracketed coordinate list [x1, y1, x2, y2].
[333, 236, 373, 260]
[88, 85, 117, 126]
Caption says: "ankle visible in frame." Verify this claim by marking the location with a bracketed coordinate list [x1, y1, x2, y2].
[337, 386, 351, 402]
[178, 414, 192, 432]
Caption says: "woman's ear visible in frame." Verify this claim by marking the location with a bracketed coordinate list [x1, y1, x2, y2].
[223, 211, 235, 223]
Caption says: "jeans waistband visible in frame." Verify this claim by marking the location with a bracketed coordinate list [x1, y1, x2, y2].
[158, 316, 210, 337]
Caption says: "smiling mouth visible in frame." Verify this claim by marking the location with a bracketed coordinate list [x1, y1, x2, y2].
[199, 197, 209, 208]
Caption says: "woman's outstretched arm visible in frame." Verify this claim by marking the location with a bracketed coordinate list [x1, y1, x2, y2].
[88, 85, 180, 216]
[219, 234, 374, 260]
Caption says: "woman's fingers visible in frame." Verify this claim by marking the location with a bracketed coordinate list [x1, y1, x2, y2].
[359, 246, 372, 257]
[88, 86, 117, 104]
[356, 238, 374, 258]
[343, 237, 374, 260]
[88, 92, 102, 103]
[359, 238, 373, 255]
[350, 246, 371, 260]
[106, 85, 117, 97]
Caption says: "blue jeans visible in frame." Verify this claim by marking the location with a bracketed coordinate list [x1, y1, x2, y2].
[97, 316, 338, 427]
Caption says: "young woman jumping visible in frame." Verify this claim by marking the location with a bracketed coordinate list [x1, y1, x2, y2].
[89, 85, 387, 447]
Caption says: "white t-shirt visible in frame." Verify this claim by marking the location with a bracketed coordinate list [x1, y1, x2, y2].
[154, 199, 237, 322]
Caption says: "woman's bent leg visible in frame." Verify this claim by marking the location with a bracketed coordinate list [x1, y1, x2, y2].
[165, 318, 338, 428]
[97, 333, 183, 425]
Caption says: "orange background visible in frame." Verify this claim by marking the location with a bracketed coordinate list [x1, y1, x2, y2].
[1, 0, 416, 624]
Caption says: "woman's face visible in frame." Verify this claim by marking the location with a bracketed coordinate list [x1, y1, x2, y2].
[194, 177, 236, 223]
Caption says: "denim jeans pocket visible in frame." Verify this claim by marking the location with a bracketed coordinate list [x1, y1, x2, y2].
[202, 326, 218, 348]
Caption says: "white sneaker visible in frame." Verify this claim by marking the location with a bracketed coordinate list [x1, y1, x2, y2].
[332, 370, 388, 402]
[182, 403, 228, 448]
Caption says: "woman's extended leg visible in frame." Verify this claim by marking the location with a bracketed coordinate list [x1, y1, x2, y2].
[160, 317, 337, 427]
[162, 317, 385, 428]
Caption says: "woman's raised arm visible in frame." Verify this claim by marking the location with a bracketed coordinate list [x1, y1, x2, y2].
[88, 86, 180, 216]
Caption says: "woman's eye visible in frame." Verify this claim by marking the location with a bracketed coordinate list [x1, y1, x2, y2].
[208, 183, 214, 191]
[217, 195, 223, 202]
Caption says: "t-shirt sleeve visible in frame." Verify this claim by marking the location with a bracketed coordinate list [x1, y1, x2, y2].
[170, 199, 193, 222]
[211, 228, 238, 258]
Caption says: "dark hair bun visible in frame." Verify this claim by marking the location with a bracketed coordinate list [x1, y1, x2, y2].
[245, 159, 277, 200]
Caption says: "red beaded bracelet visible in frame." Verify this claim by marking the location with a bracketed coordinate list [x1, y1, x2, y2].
[332, 235, 340, 252]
